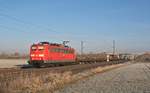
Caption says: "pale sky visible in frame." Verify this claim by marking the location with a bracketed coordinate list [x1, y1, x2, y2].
[0, 0, 150, 54]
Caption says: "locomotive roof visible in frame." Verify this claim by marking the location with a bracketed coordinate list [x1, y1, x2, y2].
[33, 42, 73, 49]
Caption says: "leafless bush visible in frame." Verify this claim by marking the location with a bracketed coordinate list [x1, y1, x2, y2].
[135, 53, 150, 62]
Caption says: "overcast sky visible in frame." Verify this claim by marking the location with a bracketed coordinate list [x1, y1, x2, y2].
[0, 0, 150, 54]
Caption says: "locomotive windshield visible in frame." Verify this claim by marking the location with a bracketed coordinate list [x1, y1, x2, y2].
[31, 45, 44, 51]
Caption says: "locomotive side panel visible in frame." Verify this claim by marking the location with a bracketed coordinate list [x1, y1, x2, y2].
[48, 46, 76, 63]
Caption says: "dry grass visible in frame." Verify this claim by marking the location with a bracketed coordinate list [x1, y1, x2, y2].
[0, 71, 73, 93]
[0, 64, 125, 93]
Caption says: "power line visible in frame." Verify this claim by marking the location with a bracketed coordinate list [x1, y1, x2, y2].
[0, 12, 55, 32]
[0, 13, 28, 24]
[0, 24, 26, 32]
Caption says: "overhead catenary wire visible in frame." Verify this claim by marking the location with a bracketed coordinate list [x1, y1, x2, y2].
[0, 24, 26, 32]
[0, 12, 55, 32]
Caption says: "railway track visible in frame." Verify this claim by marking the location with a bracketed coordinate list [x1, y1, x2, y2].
[0, 61, 126, 81]
[143, 63, 150, 78]
[1, 61, 126, 72]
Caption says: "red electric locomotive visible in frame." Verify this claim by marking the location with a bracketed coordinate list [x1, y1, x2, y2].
[28, 42, 76, 67]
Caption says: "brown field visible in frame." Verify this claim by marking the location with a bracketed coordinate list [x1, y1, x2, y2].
[0, 59, 27, 68]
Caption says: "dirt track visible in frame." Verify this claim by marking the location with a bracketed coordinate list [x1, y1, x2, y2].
[55, 62, 150, 93]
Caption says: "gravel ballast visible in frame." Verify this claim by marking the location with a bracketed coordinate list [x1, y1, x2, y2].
[55, 63, 150, 93]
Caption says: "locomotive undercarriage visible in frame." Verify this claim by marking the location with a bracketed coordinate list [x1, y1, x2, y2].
[28, 60, 77, 67]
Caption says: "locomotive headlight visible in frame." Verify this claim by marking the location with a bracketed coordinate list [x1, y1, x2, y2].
[31, 47, 36, 50]
[31, 54, 35, 57]
[39, 54, 44, 57]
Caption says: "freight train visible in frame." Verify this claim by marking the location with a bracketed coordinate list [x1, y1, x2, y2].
[28, 42, 120, 67]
